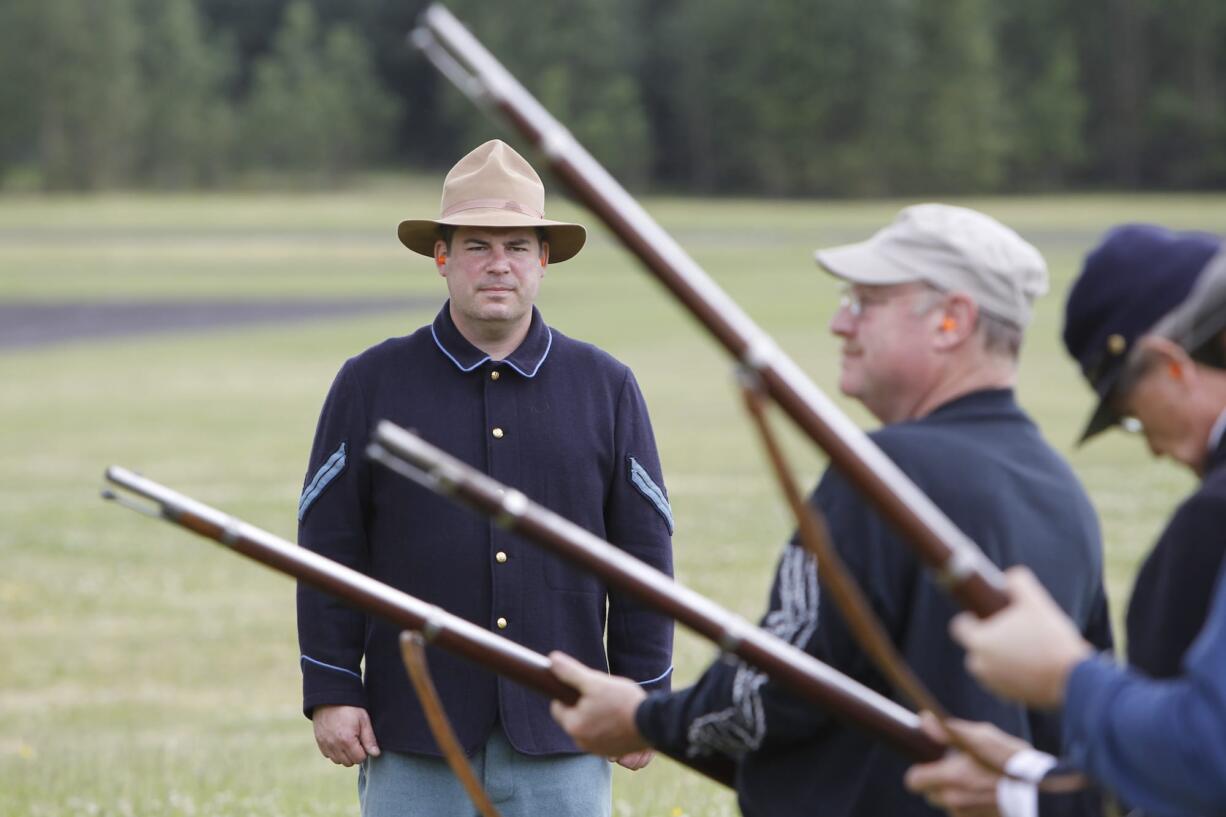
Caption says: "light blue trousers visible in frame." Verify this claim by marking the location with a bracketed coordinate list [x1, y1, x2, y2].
[358, 727, 612, 817]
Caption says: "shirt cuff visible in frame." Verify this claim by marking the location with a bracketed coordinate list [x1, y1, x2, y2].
[300, 654, 366, 718]
[996, 749, 1058, 817]
[633, 691, 673, 753]
[635, 664, 673, 692]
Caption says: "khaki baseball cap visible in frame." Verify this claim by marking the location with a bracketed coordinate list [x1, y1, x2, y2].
[815, 204, 1049, 328]
[398, 139, 587, 263]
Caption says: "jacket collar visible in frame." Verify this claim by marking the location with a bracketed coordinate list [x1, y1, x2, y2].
[922, 388, 1020, 421]
[430, 301, 553, 378]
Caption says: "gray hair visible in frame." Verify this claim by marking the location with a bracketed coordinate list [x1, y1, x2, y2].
[977, 310, 1023, 359]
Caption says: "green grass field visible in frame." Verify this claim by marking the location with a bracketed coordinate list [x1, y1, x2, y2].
[2, 188, 1222, 816]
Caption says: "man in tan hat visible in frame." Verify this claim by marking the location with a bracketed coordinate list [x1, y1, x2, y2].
[548, 204, 1111, 817]
[296, 140, 675, 817]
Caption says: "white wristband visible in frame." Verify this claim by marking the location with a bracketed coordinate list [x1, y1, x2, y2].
[996, 749, 1058, 817]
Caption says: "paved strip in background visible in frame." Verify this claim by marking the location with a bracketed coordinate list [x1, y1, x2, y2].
[0, 297, 440, 350]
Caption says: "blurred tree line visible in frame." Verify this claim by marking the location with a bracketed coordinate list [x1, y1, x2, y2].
[1, 0, 1223, 195]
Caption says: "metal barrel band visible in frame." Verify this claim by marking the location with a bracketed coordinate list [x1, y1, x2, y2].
[495, 490, 529, 529]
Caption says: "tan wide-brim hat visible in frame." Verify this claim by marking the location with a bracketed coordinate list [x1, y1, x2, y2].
[398, 139, 586, 263]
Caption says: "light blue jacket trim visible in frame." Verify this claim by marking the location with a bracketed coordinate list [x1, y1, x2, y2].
[432, 323, 554, 379]
[503, 327, 553, 379]
[298, 442, 347, 521]
[636, 665, 673, 686]
[300, 654, 362, 681]
[629, 456, 674, 534]
[431, 323, 489, 372]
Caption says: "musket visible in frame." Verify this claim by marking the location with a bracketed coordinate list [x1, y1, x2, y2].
[410, 4, 1008, 618]
[100, 465, 736, 788]
[367, 422, 945, 763]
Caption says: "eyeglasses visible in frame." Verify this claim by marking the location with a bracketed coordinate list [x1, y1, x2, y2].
[837, 285, 943, 319]
[838, 287, 902, 318]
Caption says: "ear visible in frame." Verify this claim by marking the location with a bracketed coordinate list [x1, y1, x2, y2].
[433, 239, 448, 277]
[1136, 335, 1196, 386]
[539, 240, 550, 270]
[933, 293, 977, 350]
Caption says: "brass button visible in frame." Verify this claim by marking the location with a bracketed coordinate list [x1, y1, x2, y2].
[492, 427, 504, 439]
[495, 551, 508, 564]
[490, 370, 500, 381]
[496, 617, 508, 630]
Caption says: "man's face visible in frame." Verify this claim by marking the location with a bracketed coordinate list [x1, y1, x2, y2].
[829, 282, 943, 423]
[437, 226, 547, 330]
[1112, 355, 1204, 471]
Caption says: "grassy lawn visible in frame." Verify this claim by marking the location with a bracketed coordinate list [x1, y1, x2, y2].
[1, 188, 1219, 816]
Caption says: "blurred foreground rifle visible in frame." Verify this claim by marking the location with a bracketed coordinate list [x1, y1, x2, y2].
[100, 465, 736, 788]
[367, 422, 944, 763]
[411, 5, 1007, 618]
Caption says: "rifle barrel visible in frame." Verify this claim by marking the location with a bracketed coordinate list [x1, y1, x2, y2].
[104, 466, 571, 699]
[411, 3, 1008, 617]
[103, 466, 738, 787]
[369, 424, 945, 762]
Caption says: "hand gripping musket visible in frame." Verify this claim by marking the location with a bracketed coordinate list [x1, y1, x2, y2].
[410, 4, 1008, 619]
[367, 422, 944, 763]
[100, 466, 736, 789]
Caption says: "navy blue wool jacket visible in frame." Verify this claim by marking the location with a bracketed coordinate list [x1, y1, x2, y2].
[637, 389, 1113, 817]
[297, 303, 674, 756]
[1125, 434, 1226, 679]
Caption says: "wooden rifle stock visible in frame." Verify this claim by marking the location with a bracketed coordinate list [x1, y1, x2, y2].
[101, 466, 736, 788]
[368, 423, 945, 762]
[411, 4, 1008, 618]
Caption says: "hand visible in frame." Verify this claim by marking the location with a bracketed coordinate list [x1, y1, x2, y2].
[614, 749, 655, 771]
[312, 704, 380, 766]
[950, 567, 1094, 709]
[548, 651, 650, 757]
[904, 712, 1031, 817]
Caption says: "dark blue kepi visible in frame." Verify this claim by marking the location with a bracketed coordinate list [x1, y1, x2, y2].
[1063, 224, 1222, 442]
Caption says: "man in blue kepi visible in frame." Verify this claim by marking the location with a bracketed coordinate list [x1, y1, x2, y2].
[295, 139, 675, 817]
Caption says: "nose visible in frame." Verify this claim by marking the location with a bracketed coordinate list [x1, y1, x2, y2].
[486, 245, 512, 273]
[830, 302, 855, 338]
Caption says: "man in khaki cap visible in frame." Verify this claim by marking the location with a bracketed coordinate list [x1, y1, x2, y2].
[296, 140, 675, 817]
[548, 204, 1112, 817]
